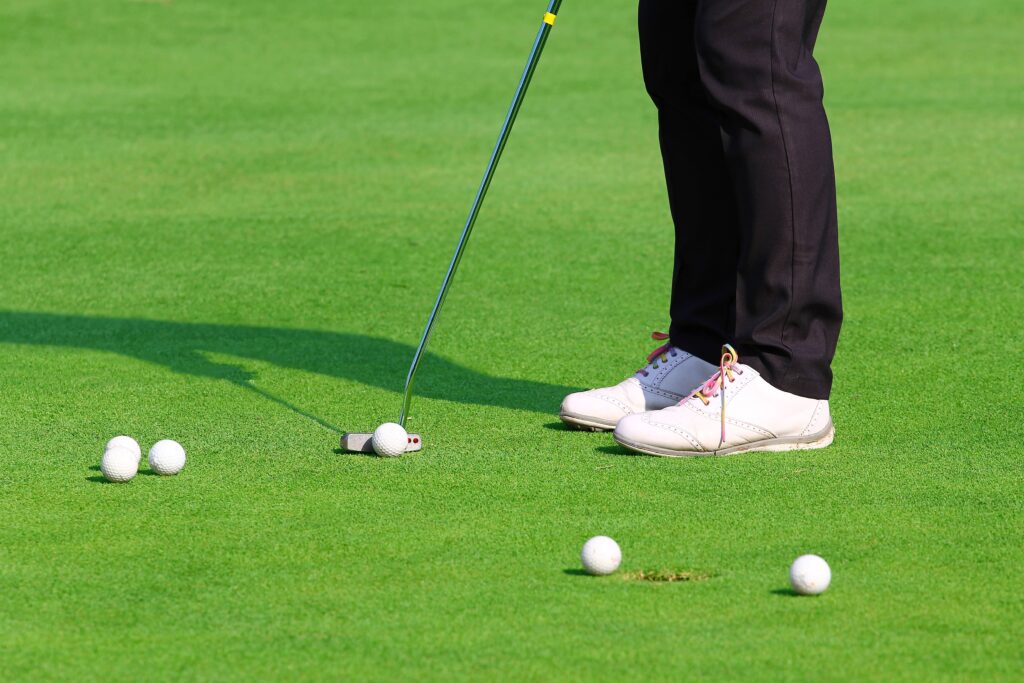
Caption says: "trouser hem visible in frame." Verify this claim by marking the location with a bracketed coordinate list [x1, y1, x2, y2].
[669, 327, 728, 368]
[740, 355, 832, 400]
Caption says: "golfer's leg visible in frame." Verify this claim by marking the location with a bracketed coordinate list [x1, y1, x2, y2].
[639, 0, 739, 365]
[694, 0, 842, 399]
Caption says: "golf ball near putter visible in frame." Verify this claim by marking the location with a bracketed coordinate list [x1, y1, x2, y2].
[148, 439, 186, 476]
[101, 446, 139, 483]
[372, 423, 409, 457]
[789, 554, 832, 595]
[105, 435, 141, 462]
[580, 536, 622, 576]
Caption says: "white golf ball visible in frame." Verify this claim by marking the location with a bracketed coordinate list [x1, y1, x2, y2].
[105, 435, 141, 462]
[101, 446, 139, 483]
[789, 554, 832, 595]
[581, 535, 622, 576]
[371, 422, 408, 457]
[148, 439, 186, 476]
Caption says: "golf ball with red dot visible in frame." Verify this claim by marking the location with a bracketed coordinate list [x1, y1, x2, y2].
[789, 554, 831, 595]
[581, 536, 622, 575]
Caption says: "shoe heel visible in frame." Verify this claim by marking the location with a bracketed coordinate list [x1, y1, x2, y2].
[756, 424, 835, 453]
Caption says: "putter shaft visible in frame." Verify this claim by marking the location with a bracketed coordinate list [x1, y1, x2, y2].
[398, 0, 564, 427]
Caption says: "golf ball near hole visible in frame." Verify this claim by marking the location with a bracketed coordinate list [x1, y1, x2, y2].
[101, 446, 139, 483]
[105, 435, 141, 462]
[372, 423, 408, 457]
[789, 554, 832, 595]
[148, 439, 186, 476]
[581, 536, 622, 576]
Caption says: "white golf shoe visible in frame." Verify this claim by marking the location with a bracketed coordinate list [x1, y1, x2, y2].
[613, 345, 834, 457]
[559, 332, 717, 431]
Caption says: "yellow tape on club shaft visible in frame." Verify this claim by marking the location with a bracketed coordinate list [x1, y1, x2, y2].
[543, 12, 557, 26]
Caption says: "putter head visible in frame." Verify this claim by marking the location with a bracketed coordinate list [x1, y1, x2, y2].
[341, 432, 423, 454]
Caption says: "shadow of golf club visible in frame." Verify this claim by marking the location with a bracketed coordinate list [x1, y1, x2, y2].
[0, 310, 578, 429]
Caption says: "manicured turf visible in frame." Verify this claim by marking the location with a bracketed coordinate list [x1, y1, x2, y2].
[1, 0, 1022, 680]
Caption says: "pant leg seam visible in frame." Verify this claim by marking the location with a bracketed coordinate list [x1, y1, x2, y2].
[768, 0, 797, 381]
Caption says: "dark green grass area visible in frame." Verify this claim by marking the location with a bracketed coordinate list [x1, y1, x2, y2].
[1, 0, 1022, 680]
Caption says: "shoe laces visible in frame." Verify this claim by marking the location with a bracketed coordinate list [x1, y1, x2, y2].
[636, 331, 678, 377]
[687, 344, 741, 447]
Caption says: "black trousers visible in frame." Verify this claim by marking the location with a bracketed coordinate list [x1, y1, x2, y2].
[639, 0, 842, 399]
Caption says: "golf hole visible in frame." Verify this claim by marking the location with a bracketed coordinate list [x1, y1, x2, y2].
[622, 569, 715, 583]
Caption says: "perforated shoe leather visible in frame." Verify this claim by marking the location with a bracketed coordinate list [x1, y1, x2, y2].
[613, 347, 834, 456]
[559, 332, 716, 431]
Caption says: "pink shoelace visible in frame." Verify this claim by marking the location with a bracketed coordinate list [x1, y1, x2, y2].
[686, 344, 741, 447]
[636, 331, 676, 377]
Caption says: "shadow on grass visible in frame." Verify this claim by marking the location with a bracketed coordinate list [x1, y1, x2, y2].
[332, 447, 383, 459]
[87, 464, 164, 482]
[595, 444, 642, 457]
[771, 587, 801, 597]
[0, 310, 578, 431]
[544, 421, 616, 434]
[562, 568, 591, 576]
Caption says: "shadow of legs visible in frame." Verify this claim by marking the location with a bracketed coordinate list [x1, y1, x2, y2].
[0, 310, 580, 425]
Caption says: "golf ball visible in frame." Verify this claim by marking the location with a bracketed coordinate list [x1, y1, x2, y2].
[105, 435, 141, 462]
[581, 535, 622, 576]
[372, 422, 408, 457]
[789, 554, 832, 595]
[148, 439, 186, 476]
[101, 446, 139, 483]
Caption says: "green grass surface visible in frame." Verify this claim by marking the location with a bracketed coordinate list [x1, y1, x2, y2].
[1, 0, 1022, 680]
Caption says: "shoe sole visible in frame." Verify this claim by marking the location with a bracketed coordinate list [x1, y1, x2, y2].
[613, 422, 835, 458]
[559, 411, 617, 432]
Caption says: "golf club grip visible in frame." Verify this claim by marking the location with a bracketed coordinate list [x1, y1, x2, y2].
[398, 1, 563, 427]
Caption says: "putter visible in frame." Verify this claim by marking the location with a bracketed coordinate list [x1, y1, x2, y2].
[343, 0, 564, 454]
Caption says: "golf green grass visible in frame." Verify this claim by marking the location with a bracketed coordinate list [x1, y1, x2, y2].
[1, 0, 1022, 680]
